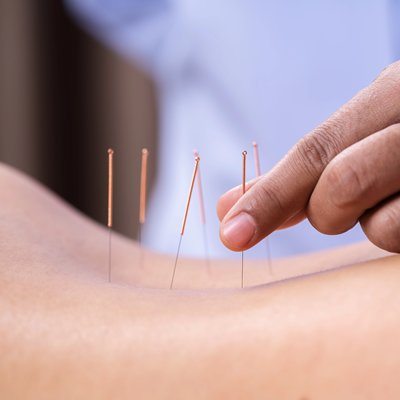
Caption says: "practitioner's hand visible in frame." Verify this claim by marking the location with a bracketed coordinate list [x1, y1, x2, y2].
[217, 61, 400, 253]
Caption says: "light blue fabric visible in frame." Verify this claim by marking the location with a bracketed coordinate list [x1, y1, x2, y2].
[65, 0, 398, 259]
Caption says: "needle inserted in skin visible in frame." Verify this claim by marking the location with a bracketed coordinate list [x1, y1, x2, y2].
[108, 149, 114, 283]
[242, 150, 247, 289]
[138, 149, 148, 268]
[252, 142, 273, 276]
[193, 150, 210, 272]
[170, 156, 200, 290]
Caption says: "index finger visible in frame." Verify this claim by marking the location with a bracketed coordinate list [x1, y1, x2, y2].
[218, 61, 400, 251]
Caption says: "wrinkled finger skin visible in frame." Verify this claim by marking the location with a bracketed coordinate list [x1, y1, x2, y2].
[307, 124, 400, 234]
[218, 61, 400, 253]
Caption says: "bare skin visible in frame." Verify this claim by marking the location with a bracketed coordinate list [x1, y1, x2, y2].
[1, 162, 400, 400]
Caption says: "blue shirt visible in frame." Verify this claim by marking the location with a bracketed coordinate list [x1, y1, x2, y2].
[65, 0, 397, 258]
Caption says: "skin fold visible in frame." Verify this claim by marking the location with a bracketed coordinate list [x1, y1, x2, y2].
[1, 163, 400, 400]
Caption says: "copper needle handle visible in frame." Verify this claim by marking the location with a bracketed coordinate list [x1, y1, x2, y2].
[252, 142, 260, 178]
[139, 148, 149, 224]
[108, 149, 114, 228]
[181, 157, 200, 235]
[242, 151, 247, 195]
[193, 150, 206, 225]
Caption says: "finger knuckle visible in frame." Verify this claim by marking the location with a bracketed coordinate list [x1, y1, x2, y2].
[252, 179, 286, 216]
[325, 155, 368, 210]
[377, 60, 400, 80]
[373, 62, 400, 97]
[296, 127, 339, 177]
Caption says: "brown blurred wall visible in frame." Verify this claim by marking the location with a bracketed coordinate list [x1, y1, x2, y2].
[0, 0, 158, 240]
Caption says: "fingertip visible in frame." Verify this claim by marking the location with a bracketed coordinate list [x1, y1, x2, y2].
[220, 213, 257, 251]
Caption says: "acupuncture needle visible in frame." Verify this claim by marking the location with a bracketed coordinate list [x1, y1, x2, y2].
[242, 150, 247, 289]
[107, 149, 114, 283]
[138, 148, 148, 268]
[252, 142, 273, 276]
[170, 156, 200, 290]
[193, 150, 210, 272]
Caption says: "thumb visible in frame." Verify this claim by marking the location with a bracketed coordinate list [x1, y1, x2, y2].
[218, 62, 400, 251]
[218, 159, 313, 251]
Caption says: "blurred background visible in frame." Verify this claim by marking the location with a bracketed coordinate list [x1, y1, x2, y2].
[0, 0, 157, 239]
[1, 0, 396, 259]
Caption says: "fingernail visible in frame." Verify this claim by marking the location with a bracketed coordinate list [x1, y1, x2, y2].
[222, 213, 256, 248]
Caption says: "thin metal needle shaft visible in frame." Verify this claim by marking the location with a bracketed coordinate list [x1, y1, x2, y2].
[139, 149, 148, 269]
[107, 148, 114, 283]
[138, 223, 145, 269]
[108, 227, 112, 282]
[170, 235, 183, 290]
[202, 224, 211, 272]
[170, 156, 200, 290]
[194, 150, 210, 272]
[253, 142, 273, 276]
[241, 251, 244, 288]
[242, 150, 247, 288]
